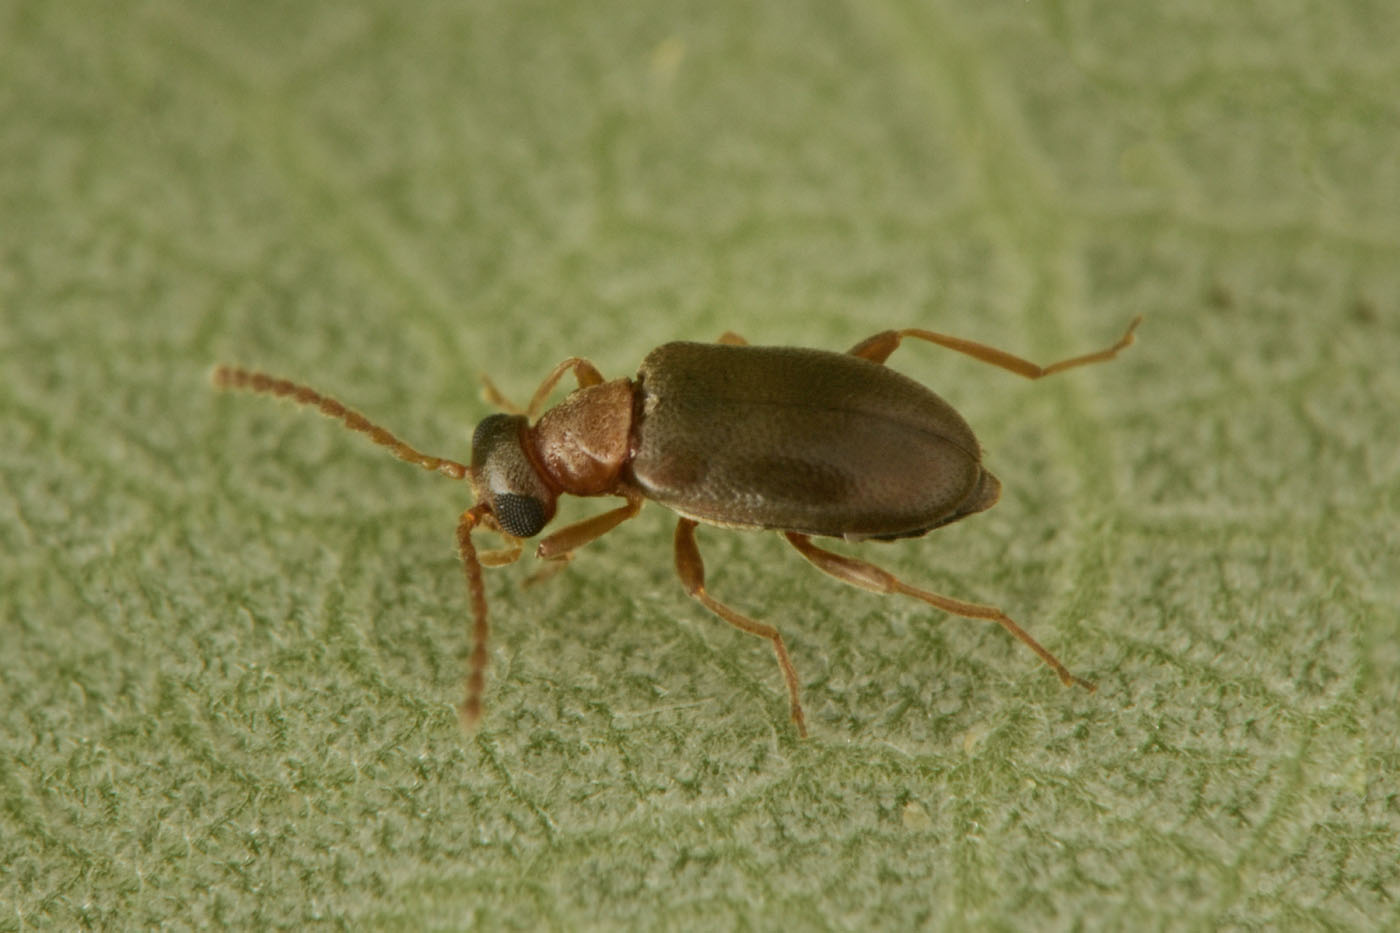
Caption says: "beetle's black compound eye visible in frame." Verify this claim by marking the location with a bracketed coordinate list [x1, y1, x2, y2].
[470, 413, 557, 538]
[491, 493, 549, 538]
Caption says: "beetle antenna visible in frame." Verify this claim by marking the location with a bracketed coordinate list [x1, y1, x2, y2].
[456, 503, 492, 728]
[212, 366, 469, 480]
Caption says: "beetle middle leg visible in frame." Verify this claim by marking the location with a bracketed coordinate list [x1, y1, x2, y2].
[784, 532, 1096, 693]
[674, 518, 808, 737]
[848, 316, 1141, 378]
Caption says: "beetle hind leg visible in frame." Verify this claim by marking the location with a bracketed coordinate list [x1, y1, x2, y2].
[847, 316, 1140, 378]
[674, 518, 808, 737]
[784, 532, 1095, 692]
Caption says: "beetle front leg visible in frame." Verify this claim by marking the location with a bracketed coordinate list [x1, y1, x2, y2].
[467, 511, 527, 566]
[535, 491, 644, 561]
[847, 316, 1140, 378]
[480, 374, 526, 415]
[784, 532, 1096, 692]
[520, 492, 644, 586]
[479, 357, 608, 420]
[674, 518, 808, 737]
[524, 357, 607, 419]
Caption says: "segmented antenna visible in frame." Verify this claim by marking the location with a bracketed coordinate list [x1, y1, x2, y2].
[213, 365, 493, 729]
[210, 366, 469, 479]
[456, 504, 491, 728]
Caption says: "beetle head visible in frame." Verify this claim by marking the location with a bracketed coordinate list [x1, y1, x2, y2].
[469, 413, 557, 537]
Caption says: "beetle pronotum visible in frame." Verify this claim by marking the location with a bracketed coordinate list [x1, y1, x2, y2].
[213, 317, 1138, 736]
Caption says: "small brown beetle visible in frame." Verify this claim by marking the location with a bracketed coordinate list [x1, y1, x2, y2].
[213, 317, 1138, 736]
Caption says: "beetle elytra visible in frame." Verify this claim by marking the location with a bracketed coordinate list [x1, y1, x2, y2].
[213, 316, 1139, 737]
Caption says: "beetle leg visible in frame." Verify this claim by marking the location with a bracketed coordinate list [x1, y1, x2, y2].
[524, 357, 607, 420]
[480, 374, 526, 414]
[522, 553, 573, 587]
[469, 512, 526, 566]
[784, 532, 1096, 692]
[847, 316, 1141, 378]
[534, 491, 644, 561]
[716, 331, 748, 346]
[674, 518, 808, 737]
[480, 358, 609, 421]
[478, 537, 524, 567]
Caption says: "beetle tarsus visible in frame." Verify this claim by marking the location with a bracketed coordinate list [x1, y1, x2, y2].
[480, 374, 526, 415]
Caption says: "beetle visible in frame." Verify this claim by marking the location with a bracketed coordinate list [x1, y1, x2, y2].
[213, 316, 1139, 737]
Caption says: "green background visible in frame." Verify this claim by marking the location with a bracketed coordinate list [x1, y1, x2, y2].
[3, 0, 1397, 928]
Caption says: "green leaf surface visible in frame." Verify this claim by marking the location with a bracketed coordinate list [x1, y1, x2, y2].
[3, 0, 1397, 928]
